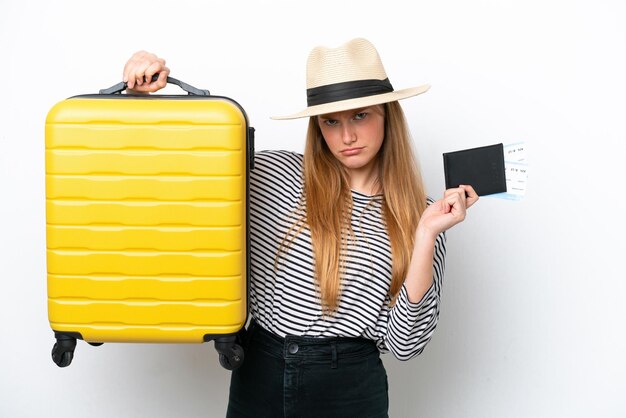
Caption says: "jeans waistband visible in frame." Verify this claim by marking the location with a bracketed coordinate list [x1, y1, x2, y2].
[246, 319, 378, 369]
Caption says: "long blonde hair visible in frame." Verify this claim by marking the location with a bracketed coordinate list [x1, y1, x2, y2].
[280, 101, 427, 311]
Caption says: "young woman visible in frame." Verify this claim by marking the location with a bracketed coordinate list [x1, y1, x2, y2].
[123, 38, 478, 418]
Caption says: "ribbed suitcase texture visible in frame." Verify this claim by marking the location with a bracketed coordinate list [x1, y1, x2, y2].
[46, 91, 252, 368]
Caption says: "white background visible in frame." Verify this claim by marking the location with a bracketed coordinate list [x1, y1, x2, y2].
[1, 1, 625, 417]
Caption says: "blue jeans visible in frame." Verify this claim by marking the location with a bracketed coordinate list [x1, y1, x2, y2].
[226, 319, 389, 418]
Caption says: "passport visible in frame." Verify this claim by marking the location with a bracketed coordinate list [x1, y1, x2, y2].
[443, 143, 507, 196]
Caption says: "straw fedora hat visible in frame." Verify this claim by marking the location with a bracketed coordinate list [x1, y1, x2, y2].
[272, 38, 430, 120]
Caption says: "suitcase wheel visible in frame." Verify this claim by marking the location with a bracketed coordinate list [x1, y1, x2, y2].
[52, 347, 73, 368]
[218, 344, 244, 371]
[51, 336, 77, 368]
[87, 342, 104, 347]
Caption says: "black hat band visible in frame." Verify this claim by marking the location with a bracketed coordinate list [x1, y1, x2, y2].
[306, 78, 394, 107]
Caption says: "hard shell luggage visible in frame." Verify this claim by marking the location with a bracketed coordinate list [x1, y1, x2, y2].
[45, 77, 254, 369]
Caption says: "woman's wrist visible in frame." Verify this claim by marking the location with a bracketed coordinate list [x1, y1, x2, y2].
[415, 222, 439, 245]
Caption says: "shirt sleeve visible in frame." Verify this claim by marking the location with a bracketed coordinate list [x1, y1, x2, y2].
[378, 230, 446, 361]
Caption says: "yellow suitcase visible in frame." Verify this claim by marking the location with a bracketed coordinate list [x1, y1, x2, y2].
[46, 77, 254, 369]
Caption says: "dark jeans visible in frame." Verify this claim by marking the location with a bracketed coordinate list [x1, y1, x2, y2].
[226, 319, 389, 418]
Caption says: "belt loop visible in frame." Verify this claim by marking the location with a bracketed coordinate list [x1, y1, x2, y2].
[331, 342, 338, 369]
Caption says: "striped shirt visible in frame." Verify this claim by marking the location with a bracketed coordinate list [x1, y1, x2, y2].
[248, 150, 446, 361]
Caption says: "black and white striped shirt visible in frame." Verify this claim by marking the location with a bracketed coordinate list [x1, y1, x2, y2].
[249, 150, 446, 360]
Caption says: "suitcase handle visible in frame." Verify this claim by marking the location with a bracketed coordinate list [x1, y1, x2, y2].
[99, 74, 210, 96]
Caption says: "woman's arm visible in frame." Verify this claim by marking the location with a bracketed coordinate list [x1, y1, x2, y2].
[405, 184, 479, 303]
[382, 185, 478, 360]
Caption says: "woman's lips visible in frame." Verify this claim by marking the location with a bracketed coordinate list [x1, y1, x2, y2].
[340, 147, 364, 156]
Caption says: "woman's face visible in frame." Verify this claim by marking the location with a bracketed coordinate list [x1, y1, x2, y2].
[317, 106, 385, 173]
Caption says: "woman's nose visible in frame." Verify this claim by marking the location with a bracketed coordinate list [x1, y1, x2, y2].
[341, 124, 357, 144]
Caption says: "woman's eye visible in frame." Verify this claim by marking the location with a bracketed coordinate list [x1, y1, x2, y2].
[323, 119, 338, 126]
[354, 112, 367, 120]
